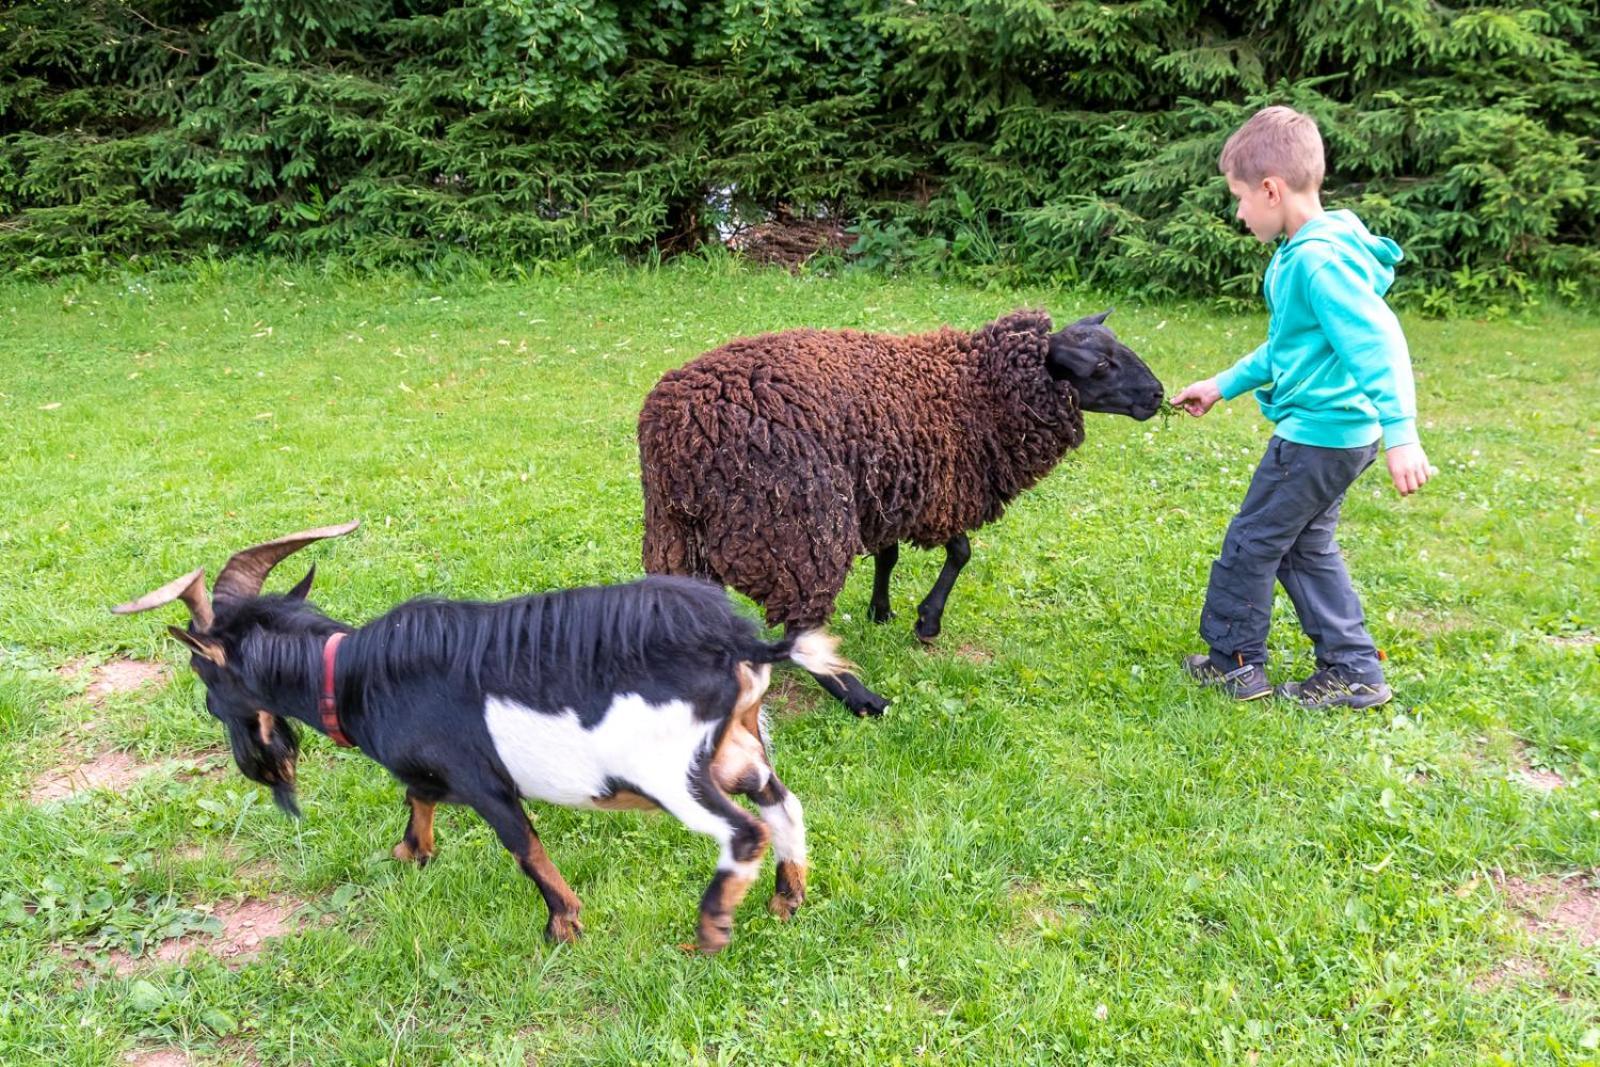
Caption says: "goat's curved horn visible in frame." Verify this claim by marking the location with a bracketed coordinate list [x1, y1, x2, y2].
[212, 520, 360, 603]
[110, 567, 215, 631]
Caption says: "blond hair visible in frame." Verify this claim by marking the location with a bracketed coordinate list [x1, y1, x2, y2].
[1218, 106, 1325, 191]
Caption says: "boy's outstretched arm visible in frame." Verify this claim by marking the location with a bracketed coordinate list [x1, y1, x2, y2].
[1172, 344, 1272, 416]
[1308, 257, 1436, 496]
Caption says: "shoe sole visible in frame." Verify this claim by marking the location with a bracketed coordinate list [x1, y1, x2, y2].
[1297, 691, 1393, 710]
[1186, 677, 1272, 701]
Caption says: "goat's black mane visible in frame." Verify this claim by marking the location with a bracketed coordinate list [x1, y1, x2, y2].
[220, 576, 759, 718]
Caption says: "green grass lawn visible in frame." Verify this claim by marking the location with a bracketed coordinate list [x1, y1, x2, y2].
[2, 260, 1597, 1065]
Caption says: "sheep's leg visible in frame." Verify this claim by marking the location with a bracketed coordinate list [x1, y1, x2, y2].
[470, 790, 584, 944]
[868, 544, 898, 623]
[787, 624, 888, 716]
[809, 669, 889, 717]
[392, 788, 439, 866]
[915, 533, 972, 642]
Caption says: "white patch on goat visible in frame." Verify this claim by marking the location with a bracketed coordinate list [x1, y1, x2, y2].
[761, 790, 806, 866]
[483, 693, 717, 812]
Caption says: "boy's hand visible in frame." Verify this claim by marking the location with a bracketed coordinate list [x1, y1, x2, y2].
[1171, 378, 1222, 417]
[1386, 442, 1436, 496]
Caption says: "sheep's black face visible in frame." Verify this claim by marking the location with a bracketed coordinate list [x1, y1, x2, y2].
[1046, 310, 1165, 420]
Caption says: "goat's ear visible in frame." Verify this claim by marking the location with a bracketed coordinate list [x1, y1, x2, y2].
[1074, 307, 1114, 328]
[167, 625, 226, 666]
[284, 565, 315, 601]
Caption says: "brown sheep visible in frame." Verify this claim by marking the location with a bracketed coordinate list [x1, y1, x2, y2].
[638, 309, 1164, 715]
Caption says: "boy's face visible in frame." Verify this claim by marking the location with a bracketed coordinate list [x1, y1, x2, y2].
[1226, 174, 1287, 243]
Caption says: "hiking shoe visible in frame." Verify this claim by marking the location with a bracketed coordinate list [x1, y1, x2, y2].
[1182, 654, 1272, 701]
[1276, 667, 1392, 710]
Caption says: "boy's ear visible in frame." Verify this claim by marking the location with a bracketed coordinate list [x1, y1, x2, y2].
[167, 625, 226, 666]
[284, 565, 315, 601]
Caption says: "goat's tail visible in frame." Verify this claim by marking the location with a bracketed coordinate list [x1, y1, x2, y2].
[754, 629, 852, 678]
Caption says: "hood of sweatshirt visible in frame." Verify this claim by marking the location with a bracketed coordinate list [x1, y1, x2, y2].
[1279, 208, 1403, 297]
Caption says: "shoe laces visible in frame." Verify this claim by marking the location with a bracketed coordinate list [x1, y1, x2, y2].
[1302, 668, 1352, 697]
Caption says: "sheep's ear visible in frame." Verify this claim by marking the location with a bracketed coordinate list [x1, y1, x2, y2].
[167, 625, 226, 666]
[284, 565, 315, 601]
[1046, 333, 1099, 380]
[1075, 308, 1114, 327]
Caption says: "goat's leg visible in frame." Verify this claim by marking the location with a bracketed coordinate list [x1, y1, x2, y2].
[647, 773, 770, 954]
[915, 533, 972, 642]
[868, 544, 898, 623]
[746, 774, 806, 919]
[711, 714, 808, 921]
[471, 791, 583, 944]
[392, 788, 438, 866]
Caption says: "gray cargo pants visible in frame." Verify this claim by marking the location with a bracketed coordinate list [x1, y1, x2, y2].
[1200, 435, 1384, 683]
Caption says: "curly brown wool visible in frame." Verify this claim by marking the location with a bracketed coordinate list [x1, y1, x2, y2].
[638, 308, 1162, 716]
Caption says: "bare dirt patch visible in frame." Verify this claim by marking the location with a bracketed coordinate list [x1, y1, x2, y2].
[105, 895, 308, 976]
[1495, 870, 1600, 948]
[1516, 766, 1566, 791]
[29, 750, 155, 803]
[124, 1051, 191, 1067]
[1512, 743, 1566, 791]
[1471, 955, 1551, 993]
[30, 748, 227, 805]
[1544, 632, 1597, 649]
[764, 673, 815, 710]
[57, 656, 168, 705]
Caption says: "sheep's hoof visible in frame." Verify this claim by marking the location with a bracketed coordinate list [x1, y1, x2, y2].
[392, 841, 433, 867]
[847, 692, 889, 718]
[545, 914, 584, 944]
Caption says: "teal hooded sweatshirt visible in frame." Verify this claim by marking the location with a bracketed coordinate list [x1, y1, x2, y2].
[1215, 209, 1418, 450]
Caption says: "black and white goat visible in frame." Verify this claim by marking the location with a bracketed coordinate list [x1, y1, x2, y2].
[112, 522, 845, 953]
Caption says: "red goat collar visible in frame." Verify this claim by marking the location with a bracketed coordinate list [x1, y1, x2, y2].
[320, 632, 353, 748]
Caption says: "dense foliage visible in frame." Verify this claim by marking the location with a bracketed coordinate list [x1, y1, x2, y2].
[2, 1, 1596, 303]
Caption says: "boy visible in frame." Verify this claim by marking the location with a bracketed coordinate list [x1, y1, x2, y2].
[1171, 106, 1435, 709]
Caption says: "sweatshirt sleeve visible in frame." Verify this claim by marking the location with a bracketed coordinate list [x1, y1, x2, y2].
[1215, 343, 1272, 401]
[1308, 256, 1419, 449]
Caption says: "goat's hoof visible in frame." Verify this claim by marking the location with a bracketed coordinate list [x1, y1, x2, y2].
[767, 892, 804, 920]
[392, 842, 433, 867]
[695, 914, 733, 955]
[695, 930, 731, 955]
[914, 617, 942, 643]
[868, 604, 895, 624]
[545, 914, 583, 944]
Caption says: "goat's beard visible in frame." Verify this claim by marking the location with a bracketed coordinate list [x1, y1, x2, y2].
[225, 714, 303, 818]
